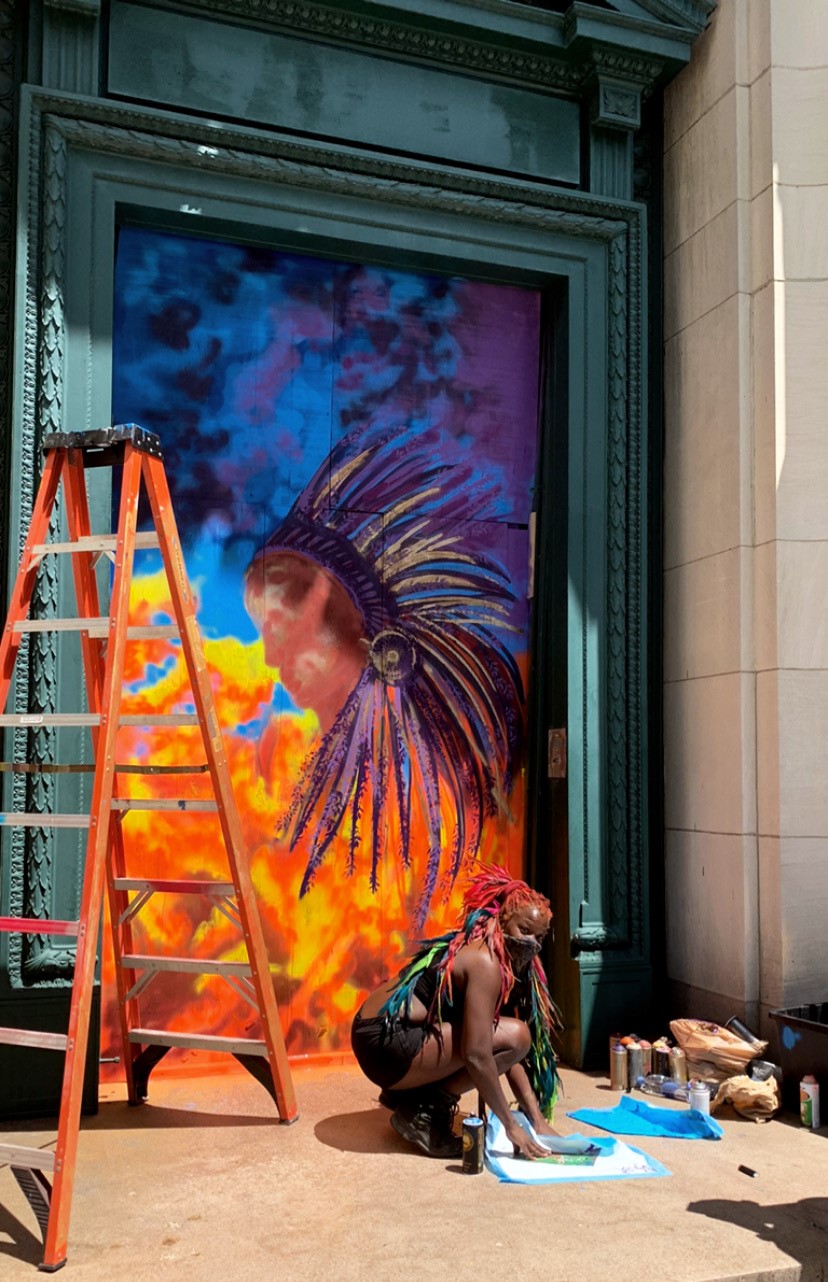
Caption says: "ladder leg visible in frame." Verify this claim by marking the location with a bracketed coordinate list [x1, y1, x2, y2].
[140, 453, 298, 1123]
[40, 447, 143, 1271]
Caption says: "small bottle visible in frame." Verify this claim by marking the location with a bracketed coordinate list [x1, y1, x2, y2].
[800, 1075, 821, 1129]
[688, 1079, 711, 1114]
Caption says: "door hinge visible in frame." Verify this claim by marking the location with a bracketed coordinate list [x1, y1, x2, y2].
[547, 728, 567, 779]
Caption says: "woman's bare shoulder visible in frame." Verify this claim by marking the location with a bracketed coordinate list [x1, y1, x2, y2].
[453, 940, 501, 986]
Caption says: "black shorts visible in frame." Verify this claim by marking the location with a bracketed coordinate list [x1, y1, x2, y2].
[350, 1008, 429, 1089]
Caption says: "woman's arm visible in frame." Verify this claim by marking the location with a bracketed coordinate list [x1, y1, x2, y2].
[458, 951, 548, 1159]
[506, 1061, 560, 1136]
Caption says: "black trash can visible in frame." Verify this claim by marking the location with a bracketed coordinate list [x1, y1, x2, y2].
[769, 1004, 828, 1115]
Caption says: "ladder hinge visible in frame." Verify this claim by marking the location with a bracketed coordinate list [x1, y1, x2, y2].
[547, 728, 567, 780]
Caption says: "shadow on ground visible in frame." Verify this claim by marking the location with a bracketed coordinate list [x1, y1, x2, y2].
[2, 1101, 276, 1135]
[314, 1106, 413, 1155]
[0, 1201, 42, 1270]
[688, 1196, 828, 1280]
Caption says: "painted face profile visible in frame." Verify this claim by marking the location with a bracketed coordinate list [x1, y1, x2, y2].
[244, 551, 367, 733]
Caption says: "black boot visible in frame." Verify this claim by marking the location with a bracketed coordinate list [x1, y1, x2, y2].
[390, 1086, 463, 1159]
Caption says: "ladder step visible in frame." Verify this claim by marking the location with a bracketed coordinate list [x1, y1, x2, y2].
[30, 531, 160, 556]
[0, 813, 90, 828]
[128, 1029, 267, 1056]
[0, 1027, 68, 1051]
[111, 798, 218, 812]
[0, 1144, 55, 1173]
[113, 878, 236, 895]
[0, 713, 198, 727]
[121, 954, 251, 976]
[11, 1167, 52, 1241]
[0, 917, 79, 936]
[0, 761, 208, 775]
[13, 618, 178, 640]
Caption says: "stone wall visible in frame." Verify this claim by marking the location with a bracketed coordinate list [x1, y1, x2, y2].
[663, 0, 828, 1033]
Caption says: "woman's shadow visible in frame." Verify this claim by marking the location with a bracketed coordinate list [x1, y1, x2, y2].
[688, 1195, 828, 1277]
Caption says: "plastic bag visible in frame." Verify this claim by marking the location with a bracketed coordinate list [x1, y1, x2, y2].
[710, 1073, 780, 1122]
[669, 1019, 767, 1075]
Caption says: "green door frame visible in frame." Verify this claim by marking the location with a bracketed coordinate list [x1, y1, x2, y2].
[2, 87, 652, 1086]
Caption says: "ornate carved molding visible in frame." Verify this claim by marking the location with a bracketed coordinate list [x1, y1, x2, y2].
[0, 0, 15, 596]
[16, 90, 648, 964]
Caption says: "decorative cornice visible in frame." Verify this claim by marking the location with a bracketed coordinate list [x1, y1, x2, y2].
[156, 0, 673, 96]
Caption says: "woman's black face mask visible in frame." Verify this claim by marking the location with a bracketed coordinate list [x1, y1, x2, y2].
[505, 934, 542, 973]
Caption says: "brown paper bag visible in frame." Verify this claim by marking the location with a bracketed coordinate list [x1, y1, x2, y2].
[710, 1073, 780, 1122]
[669, 1018, 767, 1075]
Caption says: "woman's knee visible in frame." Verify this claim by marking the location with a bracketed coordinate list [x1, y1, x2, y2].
[494, 1017, 531, 1062]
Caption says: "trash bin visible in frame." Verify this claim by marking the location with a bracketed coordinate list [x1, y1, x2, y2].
[769, 1004, 828, 1113]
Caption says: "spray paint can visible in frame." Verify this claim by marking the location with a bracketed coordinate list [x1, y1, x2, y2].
[800, 1076, 821, 1129]
[608, 1033, 623, 1072]
[627, 1041, 644, 1085]
[462, 1116, 485, 1173]
[639, 1039, 652, 1076]
[610, 1043, 628, 1092]
[670, 1047, 688, 1084]
[652, 1044, 670, 1076]
[725, 1016, 763, 1046]
[689, 1080, 711, 1114]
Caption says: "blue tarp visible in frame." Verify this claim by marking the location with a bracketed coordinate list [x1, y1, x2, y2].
[567, 1093, 724, 1139]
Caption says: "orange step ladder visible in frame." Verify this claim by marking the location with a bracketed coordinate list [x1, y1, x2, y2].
[0, 425, 297, 1272]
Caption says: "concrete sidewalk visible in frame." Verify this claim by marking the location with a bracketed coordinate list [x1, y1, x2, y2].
[1, 1063, 826, 1282]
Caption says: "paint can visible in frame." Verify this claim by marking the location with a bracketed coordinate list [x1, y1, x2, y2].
[688, 1080, 711, 1114]
[669, 1047, 688, 1084]
[462, 1116, 485, 1173]
[608, 1032, 623, 1071]
[725, 1016, 763, 1046]
[610, 1043, 628, 1092]
[639, 1039, 652, 1076]
[800, 1076, 821, 1129]
[652, 1044, 670, 1076]
[627, 1041, 643, 1085]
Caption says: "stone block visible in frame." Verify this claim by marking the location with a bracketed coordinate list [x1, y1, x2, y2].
[664, 672, 755, 835]
[664, 294, 746, 568]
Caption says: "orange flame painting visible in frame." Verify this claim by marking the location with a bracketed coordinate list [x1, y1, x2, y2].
[108, 229, 542, 1075]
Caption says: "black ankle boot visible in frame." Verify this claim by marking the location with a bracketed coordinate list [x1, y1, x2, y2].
[389, 1086, 463, 1159]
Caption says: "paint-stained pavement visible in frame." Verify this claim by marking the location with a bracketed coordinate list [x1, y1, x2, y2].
[1, 1063, 826, 1282]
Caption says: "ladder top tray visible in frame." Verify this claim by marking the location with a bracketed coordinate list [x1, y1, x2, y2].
[42, 424, 162, 459]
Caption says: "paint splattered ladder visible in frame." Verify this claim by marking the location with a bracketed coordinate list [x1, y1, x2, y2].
[0, 425, 298, 1272]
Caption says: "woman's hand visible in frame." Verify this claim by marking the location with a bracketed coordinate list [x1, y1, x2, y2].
[507, 1124, 550, 1161]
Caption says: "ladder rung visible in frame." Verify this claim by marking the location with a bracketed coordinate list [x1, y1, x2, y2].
[0, 713, 198, 727]
[13, 619, 178, 640]
[111, 799, 218, 812]
[0, 917, 78, 936]
[0, 1027, 68, 1051]
[121, 955, 251, 976]
[128, 1030, 267, 1056]
[0, 1144, 55, 1173]
[119, 714, 199, 726]
[113, 878, 236, 895]
[30, 532, 160, 556]
[0, 813, 90, 828]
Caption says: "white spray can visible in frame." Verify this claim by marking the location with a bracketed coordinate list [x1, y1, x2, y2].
[800, 1075, 820, 1129]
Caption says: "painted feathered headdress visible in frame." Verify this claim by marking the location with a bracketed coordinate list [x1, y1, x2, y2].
[245, 422, 525, 924]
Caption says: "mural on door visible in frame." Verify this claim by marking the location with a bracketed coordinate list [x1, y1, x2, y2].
[104, 227, 541, 1064]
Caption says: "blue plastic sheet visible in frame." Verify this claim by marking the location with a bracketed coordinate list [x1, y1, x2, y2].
[567, 1093, 723, 1139]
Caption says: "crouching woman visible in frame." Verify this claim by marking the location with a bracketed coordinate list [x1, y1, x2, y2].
[351, 865, 562, 1160]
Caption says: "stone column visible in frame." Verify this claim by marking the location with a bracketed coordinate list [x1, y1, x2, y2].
[663, 0, 828, 1033]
